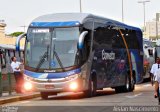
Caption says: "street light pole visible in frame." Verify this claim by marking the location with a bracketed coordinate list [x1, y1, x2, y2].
[138, 0, 150, 32]
[122, 0, 124, 22]
[20, 25, 27, 33]
[80, 0, 82, 13]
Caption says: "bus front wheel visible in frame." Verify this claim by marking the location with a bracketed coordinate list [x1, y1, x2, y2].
[40, 92, 57, 99]
[41, 92, 48, 99]
[84, 77, 97, 98]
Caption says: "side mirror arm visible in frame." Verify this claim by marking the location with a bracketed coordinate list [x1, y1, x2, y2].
[78, 31, 88, 49]
[16, 33, 26, 51]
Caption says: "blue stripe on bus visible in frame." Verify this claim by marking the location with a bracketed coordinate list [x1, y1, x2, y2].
[30, 21, 80, 27]
[24, 68, 81, 79]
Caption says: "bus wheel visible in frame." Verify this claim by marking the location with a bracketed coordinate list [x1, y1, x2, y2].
[129, 73, 135, 92]
[40, 92, 57, 99]
[123, 75, 130, 92]
[41, 92, 48, 99]
[115, 87, 123, 93]
[84, 77, 97, 98]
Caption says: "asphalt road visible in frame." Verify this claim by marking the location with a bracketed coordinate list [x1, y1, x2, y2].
[1, 81, 160, 112]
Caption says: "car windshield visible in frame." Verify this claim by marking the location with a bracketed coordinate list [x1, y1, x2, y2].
[25, 27, 79, 70]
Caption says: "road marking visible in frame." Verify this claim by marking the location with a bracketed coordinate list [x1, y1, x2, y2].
[125, 93, 143, 99]
[21, 101, 30, 104]
[143, 84, 151, 87]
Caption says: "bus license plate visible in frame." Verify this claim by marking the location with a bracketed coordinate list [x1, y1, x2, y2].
[45, 85, 54, 89]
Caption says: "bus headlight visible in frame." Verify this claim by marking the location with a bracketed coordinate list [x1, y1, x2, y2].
[24, 82, 33, 91]
[69, 82, 78, 90]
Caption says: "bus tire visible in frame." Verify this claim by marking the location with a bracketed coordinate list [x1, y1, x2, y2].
[84, 76, 97, 98]
[115, 87, 123, 93]
[129, 72, 135, 92]
[41, 92, 57, 99]
[41, 92, 48, 99]
[123, 75, 130, 92]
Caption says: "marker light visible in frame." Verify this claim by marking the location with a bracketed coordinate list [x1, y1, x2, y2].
[24, 82, 32, 91]
[69, 82, 78, 90]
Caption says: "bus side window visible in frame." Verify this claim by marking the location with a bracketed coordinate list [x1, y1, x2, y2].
[5, 49, 10, 63]
[13, 50, 16, 57]
[112, 30, 125, 48]
[0, 50, 2, 69]
[148, 49, 153, 57]
[1, 50, 6, 68]
[8, 50, 11, 63]
[10, 50, 14, 58]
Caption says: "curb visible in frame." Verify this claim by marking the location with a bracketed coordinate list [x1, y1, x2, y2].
[0, 93, 40, 105]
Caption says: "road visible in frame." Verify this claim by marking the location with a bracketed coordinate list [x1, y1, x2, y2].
[1, 82, 160, 112]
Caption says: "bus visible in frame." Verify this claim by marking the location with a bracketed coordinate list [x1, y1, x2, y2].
[0, 44, 24, 92]
[143, 39, 155, 79]
[16, 13, 143, 99]
[0, 44, 24, 69]
[155, 39, 160, 60]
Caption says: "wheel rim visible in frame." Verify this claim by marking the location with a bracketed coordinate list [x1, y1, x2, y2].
[126, 77, 129, 90]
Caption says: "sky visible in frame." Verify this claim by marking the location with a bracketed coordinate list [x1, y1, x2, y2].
[0, 0, 160, 34]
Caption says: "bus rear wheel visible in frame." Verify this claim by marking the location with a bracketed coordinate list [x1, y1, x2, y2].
[115, 74, 134, 93]
[123, 75, 130, 92]
[123, 74, 135, 92]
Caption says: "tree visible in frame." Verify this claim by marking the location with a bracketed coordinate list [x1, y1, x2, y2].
[9, 32, 24, 37]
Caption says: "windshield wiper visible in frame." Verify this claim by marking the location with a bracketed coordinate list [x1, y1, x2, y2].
[53, 44, 65, 72]
[36, 46, 49, 71]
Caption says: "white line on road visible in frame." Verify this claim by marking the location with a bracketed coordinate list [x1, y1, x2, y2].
[125, 93, 143, 99]
[20, 101, 30, 104]
[143, 84, 151, 87]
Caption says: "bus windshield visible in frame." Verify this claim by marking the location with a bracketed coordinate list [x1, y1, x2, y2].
[25, 27, 79, 70]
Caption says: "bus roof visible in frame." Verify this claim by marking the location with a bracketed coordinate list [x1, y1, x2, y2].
[30, 13, 141, 32]
[0, 44, 24, 50]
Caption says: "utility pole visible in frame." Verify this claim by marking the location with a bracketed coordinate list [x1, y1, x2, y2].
[138, 0, 150, 32]
[80, 0, 82, 13]
[20, 25, 27, 33]
[122, 0, 124, 22]
[156, 13, 160, 40]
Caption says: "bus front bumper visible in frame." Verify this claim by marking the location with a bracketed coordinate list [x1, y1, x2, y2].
[23, 75, 85, 93]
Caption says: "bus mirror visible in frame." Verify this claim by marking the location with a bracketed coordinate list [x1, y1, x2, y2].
[144, 44, 148, 49]
[16, 33, 26, 51]
[78, 31, 88, 49]
[148, 49, 153, 56]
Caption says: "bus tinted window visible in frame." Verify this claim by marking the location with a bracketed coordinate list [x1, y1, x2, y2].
[5, 50, 10, 63]
[112, 29, 125, 49]
[94, 23, 112, 48]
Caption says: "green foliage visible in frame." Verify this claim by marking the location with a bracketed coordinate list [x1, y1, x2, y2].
[9, 32, 24, 37]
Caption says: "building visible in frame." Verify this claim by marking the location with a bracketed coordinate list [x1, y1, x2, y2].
[0, 21, 25, 46]
[0, 21, 6, 38]
[146, 13, 160, 40]
[146, 21, 160, 39]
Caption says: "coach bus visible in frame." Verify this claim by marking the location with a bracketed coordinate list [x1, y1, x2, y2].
[143, 39, 155, 79]
[16, 13, 143, 99]
[0, 44, 24, 69]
